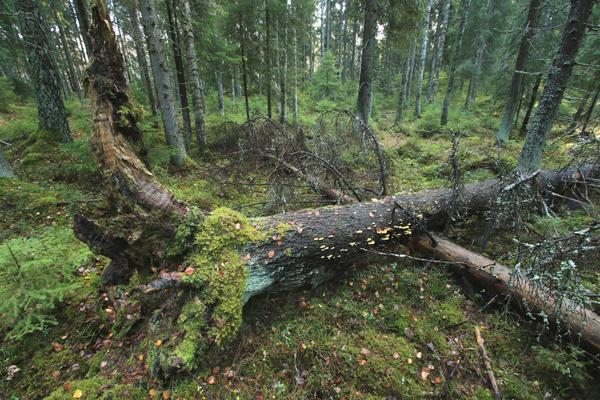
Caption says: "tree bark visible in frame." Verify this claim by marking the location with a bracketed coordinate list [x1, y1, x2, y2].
[464, 39, 485, 108]
[181, 0, 206, 148]
[415, 0, 434, 117]
[17, 0, 72, 142]
[279, 17, 288, 126]
[73, 0, 93, 57]
[395, 58, 408, 124]
[519, 74, 542, 136]
[215, 69, 225, 116]
[429, 0, 450, 103]
[239, 15, 251, 123]
[440, 0, 470, 125]
[518, 0, 594, 173]
[496, 0, 542, 144]
[165, 0, 192, 150]
[53, 6, 84, 105]
[356, 0, 377, 123]
[580, 84, 598, 136]
[125, 0, 158, 118]
[139, 0, 187, 166]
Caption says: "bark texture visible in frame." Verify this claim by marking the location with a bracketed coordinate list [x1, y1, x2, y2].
[496, 0, 542, 144]
[440, 0, 470, 125]
[518, 0, 594, 173]
[139, 0, 187, 166]
[73, 0, 93, 57]
[415, 0, 434, 117]
[519, 74, 542, 136]
[427, 0, 450, 103]
[17, 0, 72, 142]
[181, 0, 207, 147]
[356, 0, 377, 123]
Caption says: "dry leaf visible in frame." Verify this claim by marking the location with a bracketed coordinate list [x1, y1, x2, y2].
[155, 339, 162, 347]
[72, 389, 83, 399]
[407, 358, 413, 364]
[433, 376, 442, 385]
[52, 342, 63, 352]
[392, 352, 400, 359]
[162, 390, 171, 399]
[360, 348, 371, 356]
[267, 250, 275, 258]
[420, 366, 431, 381]
[207, 375, 216, 385]
[416, 351, 422, 359]
[148, 388, 158, 398]
[358, 359, 367, 366]
[184, 267, 195, 275]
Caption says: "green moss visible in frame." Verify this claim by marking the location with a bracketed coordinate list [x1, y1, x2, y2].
[154, 208, 267, 374]
[45, 378, 145, 400]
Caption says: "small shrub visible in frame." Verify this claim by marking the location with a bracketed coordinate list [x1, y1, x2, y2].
[0, 227, 92, 340]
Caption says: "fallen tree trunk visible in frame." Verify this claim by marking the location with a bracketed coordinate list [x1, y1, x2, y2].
[414, 235, 600, 352]
[80, 3, 599, 377]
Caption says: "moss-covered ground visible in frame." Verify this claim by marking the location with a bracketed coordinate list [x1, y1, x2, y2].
[0, 85, 598, 399]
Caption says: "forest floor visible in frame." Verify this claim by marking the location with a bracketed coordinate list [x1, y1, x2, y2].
[1, 90, 599, 399]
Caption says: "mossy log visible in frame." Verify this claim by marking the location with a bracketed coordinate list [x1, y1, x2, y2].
[80, 2, 600, 377]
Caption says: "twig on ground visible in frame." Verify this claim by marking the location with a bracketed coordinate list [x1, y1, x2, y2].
[475, 325, 501, 400]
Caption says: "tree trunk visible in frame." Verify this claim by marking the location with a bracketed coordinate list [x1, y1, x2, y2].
[17, 0, 72, 142]
[356, 0, 377, 123]
[415, 0, 434, 117]
[125, 0, 158, 118]
[239, 15, 251, 123]
[496, 0, 542, 144]
[279, 19, 288, 126]
[181, 0, 207, 148]
[292, 25, 298, 123]
[440, 0, 470, 125]
[215, 69, 225, 116]
[518, 0, 594, 173]
[165, 0, 192, 150]
[53, 7, 84, 105]
[80, 2, 600, 377]
[519, 74, 542, 136]
[464, 39, 485, 108]
[405, 39, 417, 103]
[139, 0, 187, 166]
[580, 84, 598, 136]
[430, 0, 451, 102]
[73, 0, 93, 57]
[0, 147, 14, 178]
[395, 59, 408, 124]
[265, 2, 272, 119]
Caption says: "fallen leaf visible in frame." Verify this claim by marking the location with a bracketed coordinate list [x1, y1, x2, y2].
[421, 366, 431, 381]
[404, 327, 414, 339]
[184, 267, 195, 275]
[358, 359, 367, 366]
[334, 387, 341, 394]
[207, 375, 216, 385]
[52, 342, 63, 352]
[360, 348, 371, 356]
[52, 370, 61, 379]
[72, 389, 83, 399]
[407, 358, 413, 364]
[155, 339, 162, 347]
[63, 382, 72, 392]
[162, 390, 171, 399]
[148, 388, 158, 398]
[433, 376, 442, 385]
[267, 250, 275, 258]
[416, 351, 422, 359]
[393, 353, 400, 359]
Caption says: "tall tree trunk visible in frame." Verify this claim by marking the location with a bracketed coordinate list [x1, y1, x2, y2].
[518, 0, 594, 173]
[566, 92, 590, 134]
[215, 69, 225, 116]
[165, 0, 192, 150]
[17, 0, 72, 142]
[513, 77, 527, 129]
[349, 19, 358, 80]
[292, 25, 298, 123]
[0, 147, 14, 178]
[440, 0, 470, 125]
[126, 0, 158, 118]
[139, 0, 186, 166]
[239, 15, 251, 123]
[357, 0, 377, 123]
[53, 7, 84, 105]
[496, 0, 542, 144]
[405, 39, 417, 103]
[580, 84, 598, 136]
[279, 19, 288, 126]
[464, 39, 485, 108]
[181, 0, 206, 148]
[73, 0, 93, 57]
[430, 0, 451, 102]
[519, 74, 542, 136]
[415, 0, 434, 117]
[265, 2, 272, 118]
[395, 59, 408, 124]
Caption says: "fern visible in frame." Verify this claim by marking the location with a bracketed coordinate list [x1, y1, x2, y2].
[0, 227, 92, 340]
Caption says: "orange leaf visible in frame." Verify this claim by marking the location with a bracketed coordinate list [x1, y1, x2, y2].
[184, 267, 195, 275]
[267, 250, 275, 258]
[207, 375, 216, 385]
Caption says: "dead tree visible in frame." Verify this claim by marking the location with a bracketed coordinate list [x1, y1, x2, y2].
[79, 2, 599, 377]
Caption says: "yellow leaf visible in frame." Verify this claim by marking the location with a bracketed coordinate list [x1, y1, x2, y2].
[73, 389, 83, 399]
[155, 339, 162, 347]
